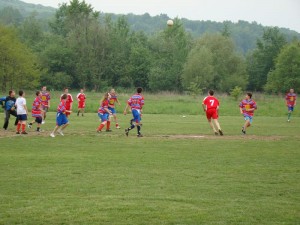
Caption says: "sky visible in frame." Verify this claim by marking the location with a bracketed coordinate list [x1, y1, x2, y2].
[21, 0, 300, 33]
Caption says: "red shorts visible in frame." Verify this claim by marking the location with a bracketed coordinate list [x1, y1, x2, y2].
[78, 102, 85, 109]
[206, 108, 218, 120]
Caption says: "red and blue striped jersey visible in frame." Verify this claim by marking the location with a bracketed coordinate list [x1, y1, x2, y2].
[239, 99, 257, 117]
[98, 99, 109, 114]
[285, 93, 296, 106]
[57, 99, 67, 113]
[128, 93, 144, 110]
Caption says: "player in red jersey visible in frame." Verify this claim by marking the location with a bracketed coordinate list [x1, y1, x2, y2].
[76, 89, 86, 117]
[108, 88, 121, 129]
[50, 94, 72, 137]
[124, 87, 144, 137]
[96, 92, 112, 132]
[239, 92, 257, 134]
[41, 86, 50, 124]
[285, 88, 297, 122]
[60, 88, 73, 117]
[28, 90, 44, 132]
[202, 90, 223, 136]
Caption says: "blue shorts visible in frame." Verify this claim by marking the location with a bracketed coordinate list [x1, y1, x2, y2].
[108, 107, 116, 114]
[98, 113, 109, 122]
[288, 106, 294, 111]
[56, 113, 69, 126]
[244, 115, 253, 124]
[132, 109, 141, 123]
[17, 114, 27, 121]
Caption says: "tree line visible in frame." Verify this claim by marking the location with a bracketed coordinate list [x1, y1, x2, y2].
[0, 0, 299, 93]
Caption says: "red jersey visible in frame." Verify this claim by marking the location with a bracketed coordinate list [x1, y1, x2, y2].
[128, 93, 144, 110]
[98, 99, 109, 114]
[41, 91, 51, 106]
[108, 95, 118, 108]
[285, 93, 297, 106]
[57, 99, 67, 113]
[202, 96, 220, 110]
[239, 99, 257, 117]
[61, 93, 73, 110]
[77, 93, 86, 102]
[32, 97, 42, 111]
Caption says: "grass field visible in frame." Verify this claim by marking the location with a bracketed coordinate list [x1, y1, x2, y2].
[0, 93, 299, 224]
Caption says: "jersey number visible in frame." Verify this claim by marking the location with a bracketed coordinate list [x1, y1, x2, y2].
[209, 100, 215, 106]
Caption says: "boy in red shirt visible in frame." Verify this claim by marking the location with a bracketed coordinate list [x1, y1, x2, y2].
[60, 88, 73, 117]
[285, 88, 297, 122]
[239, 92, 257, 134]
[108, 89, 121, 128]
[28, 91, 44, 132]
[202, 90, 223, 136]
[76, 89, 86, 116]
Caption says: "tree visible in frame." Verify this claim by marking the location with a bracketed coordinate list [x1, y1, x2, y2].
[265, 41, 300, 93]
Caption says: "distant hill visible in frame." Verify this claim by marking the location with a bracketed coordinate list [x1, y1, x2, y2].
[1, 0, 299, 53]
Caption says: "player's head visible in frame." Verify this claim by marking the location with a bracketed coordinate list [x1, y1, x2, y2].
[64, 88, 69, 93]
[80, 89, 84, 93]
[110, 89, 115, 94]
[42, 86, 47, 91]
[9, 90, 15, 97]
[19, 90, 24, 96]
[61, 94, 68, 100]
[290, 88, 294, 93]
[246, 92, 252, 99]
[36, 90, 41, 96]
[208, 90, 214, 96]
[137, 87, 143, 94]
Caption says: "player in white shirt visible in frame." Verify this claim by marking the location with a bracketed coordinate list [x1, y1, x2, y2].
[15, 90, 28, 134]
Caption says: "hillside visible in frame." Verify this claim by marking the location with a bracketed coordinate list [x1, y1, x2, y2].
[0, 0, 299, 53]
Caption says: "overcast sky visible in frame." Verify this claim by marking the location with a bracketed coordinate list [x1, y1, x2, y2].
[21, 0, 300, 32]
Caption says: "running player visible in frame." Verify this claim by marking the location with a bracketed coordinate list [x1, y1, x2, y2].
[41, 86, 50, 124]
[15, 90, 28, 134]
[239, 92, 257, 134]
[76, 89, 86, 116]
[285, 88, 297, 122]
[123, 87, 144, 137]
[97, 92, 112, 132]
[50, 94, 71, 137]
[61, 88, 73, 117]
[108, 88, 121, 129]
[28, 91, 44, 132]
[202, 90, 223, 135]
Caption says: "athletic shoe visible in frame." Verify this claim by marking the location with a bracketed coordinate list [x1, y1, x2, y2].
[42, 120, 45, 124]
[218, 129, 223, 136]
[116, 125, 120, 129]
[125, 129, 129, 137]
[214, 131, 218, 135]
[36, 129, 42, 132]
[77, 112, 79, 116]
[16, 131, 20, 134]
[137, 133, 143, 137]
[287, 119, 290, 122]
[242, 128, 246, 135]
[50, 133, 55, 138]
[21, 131, 28, 135]
[106, 129, 112, 132]
[28, 123, 32, 129]
[96, 130, 102, 133]
[58, 130, 64, 136]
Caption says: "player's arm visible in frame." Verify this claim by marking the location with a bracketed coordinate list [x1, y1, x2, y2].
[116, 98, 121, 106]
[202, 102, 206, 112]
[123, 104, 130, 115]
[48, 100, 50, 108]
[24, 104, 28, 115]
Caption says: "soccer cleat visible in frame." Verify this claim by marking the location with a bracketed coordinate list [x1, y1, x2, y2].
[214, 131, 218, 135]
[116, 125, 120, 129]
[28, 123, 32, 129]
[287, 119, 290, 122]
[58, 130, 64, 136]
[106, 129, 112, 132]
[16, 131, 20, 134]
[137, 133, 143, 137]
[42, 120, 45, 124]
[97, 130, 102, 133]
[36, 129, 42, 132]
[21, 131, 28, 135]
[218, 129, 224, 136]
[50, 133, 55, 138]
[241, 128, 246, 135]
[125, 129, 129, 137]
[77, 112, 79, 116]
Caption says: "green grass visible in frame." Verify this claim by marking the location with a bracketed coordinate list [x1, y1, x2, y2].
[0, 112, 299, 224]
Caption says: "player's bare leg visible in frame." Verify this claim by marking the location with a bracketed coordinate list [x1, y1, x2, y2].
[242, 120, 250, 134]
[97, 121, 107, 132]
[113, 114, 120, 129]
[50, 125, 60, 137]
[213, 119, 223, 136]
[208, 119, 218, 135]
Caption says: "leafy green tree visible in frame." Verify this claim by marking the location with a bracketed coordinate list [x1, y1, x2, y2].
[265, 41, 300, 93]
[247, 27, 287, 91]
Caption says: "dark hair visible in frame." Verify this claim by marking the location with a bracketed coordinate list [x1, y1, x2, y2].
[208, 90, 214, 96]
[137, 87, 143, 93]
[36, 90, 41, 96]
[61, 94, 68, 99]
[19, 90, 24, 96]
[247, 92, 252, 98]
[9, 90, 14, 95]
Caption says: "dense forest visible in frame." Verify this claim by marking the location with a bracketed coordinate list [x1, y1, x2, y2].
[0, 0, 300, 93]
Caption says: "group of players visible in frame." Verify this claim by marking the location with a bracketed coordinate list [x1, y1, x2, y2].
[0, 87, 297, 137]
[0, 86, 145, 137]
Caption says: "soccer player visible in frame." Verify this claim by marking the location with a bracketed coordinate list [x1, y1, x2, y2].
[41, 86, 51, 124]
[239, 92, 257, 135]
[202, 90, 223, 136]
[285, 88, 297, 122]
[61, 88, 73, 117]
[96, 92, 112, 132]
[28, 91, 44, 132]
[76, 89, 86, 116]
[0, 90, 18, 130]
[15, 90, 28, 134]
[50, 94, 71, 137]
[123, 87, 144, 137]
[108, 88, 121, 129]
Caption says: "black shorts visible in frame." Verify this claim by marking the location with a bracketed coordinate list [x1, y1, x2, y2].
[17, 114, 27, 121]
